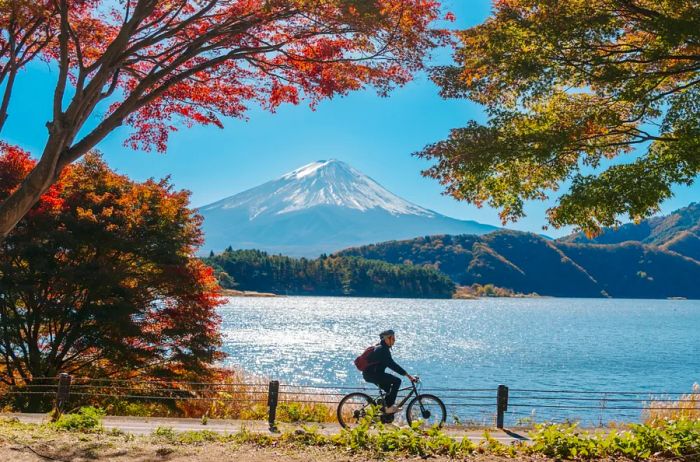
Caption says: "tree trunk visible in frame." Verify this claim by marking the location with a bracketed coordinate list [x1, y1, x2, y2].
[0, 131, 68, 240]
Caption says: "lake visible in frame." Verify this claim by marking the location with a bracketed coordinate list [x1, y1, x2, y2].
[218, 296, 700, 425]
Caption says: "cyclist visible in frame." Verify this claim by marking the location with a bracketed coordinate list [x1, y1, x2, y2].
[362, 329, 417, 414]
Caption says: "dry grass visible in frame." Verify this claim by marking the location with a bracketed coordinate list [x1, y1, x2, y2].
[644, 383, 700, 424]
[1, 368, 338, 423]
[81, 368, 338, 423]
[173, 369, 337, 422]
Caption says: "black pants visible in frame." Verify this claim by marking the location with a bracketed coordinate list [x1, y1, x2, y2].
[363, 372, 402, 407]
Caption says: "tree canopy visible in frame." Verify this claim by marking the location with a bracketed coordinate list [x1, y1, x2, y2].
[418, 0, 700, 235]
[0, 0, 447, 240]
[206, 248, 456, 298]
[0, 147, 223, 391]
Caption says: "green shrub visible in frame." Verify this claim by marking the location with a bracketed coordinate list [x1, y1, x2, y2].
[627, 418, 700, 458]
[478, 429, 519, 457]
[177, 430, 220, 445]
[330, 406, 476, 457]
[53, 406, 105, 432]
[281, 425, 330, 446]
[529, 418, 700, 460]
[233, 426, 274, 446]
[529, 423, 605, 459]
[152, 426, 177, 442]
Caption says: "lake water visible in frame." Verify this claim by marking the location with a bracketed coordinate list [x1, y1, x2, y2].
[218, 296, 700, 425]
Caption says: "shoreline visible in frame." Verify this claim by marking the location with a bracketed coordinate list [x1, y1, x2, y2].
[220, 290, 695, 300]
[220, 289, 278, 297]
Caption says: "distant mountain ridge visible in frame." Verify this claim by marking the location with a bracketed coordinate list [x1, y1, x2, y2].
[561, 203, 700, 261]
[337, 227, 700, 299]
[198, 160, 498, 257]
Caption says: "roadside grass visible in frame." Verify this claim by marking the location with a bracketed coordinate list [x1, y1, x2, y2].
[3, 367, 338, 423]
[81, 369, 336, 423]
[2, 405, 699, 460]
[52, 406, 105, 432]
[239, 401, 336, 423]
[645, 383, 700, 424]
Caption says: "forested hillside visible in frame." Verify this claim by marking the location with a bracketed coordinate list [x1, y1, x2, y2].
[562, 203, 700, 261]
[338, 231, 700, 299]
[205, 249, 455, 298]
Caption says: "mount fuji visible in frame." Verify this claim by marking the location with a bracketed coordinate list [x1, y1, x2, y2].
[198, 160, 498, 257]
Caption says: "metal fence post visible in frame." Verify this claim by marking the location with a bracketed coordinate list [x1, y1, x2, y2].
[496, 384, 508, 429]
[267, 380, 280, 432]
[55, 373, 72, 415]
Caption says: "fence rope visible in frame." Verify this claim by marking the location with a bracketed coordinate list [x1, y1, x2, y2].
[2, 376, 697, 424]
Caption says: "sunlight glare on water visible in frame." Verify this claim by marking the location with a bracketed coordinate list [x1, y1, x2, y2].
[219, 296, 700, 422]
[219, 296, 700, 389]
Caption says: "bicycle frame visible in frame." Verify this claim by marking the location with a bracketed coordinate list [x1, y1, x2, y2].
[372, 379, 420, 409]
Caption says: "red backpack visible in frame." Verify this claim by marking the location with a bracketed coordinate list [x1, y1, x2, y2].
[354, 345, 378, 372]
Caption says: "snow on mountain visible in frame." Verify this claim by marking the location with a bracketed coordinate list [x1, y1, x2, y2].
[199, 159, 498, 257]
[201, 159, 434, 219]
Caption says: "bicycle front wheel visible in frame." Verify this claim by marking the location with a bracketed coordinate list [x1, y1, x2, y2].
[337, 392, 374, 429]
[406, 394, 446, 428]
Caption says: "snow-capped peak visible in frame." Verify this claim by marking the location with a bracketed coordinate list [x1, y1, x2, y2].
[201, 159, 436, 219]
[282, 159, 332, 180]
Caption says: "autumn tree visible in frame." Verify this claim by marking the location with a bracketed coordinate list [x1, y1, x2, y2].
[418, 0, 700, 234]
[0, 147, 223, 394]
[0, 0, 446, 240]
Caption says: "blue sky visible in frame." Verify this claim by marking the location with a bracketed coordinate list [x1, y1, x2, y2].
[3, 0, 698, 237]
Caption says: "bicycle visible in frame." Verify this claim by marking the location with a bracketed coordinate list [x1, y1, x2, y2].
[337, 377, 446, 429]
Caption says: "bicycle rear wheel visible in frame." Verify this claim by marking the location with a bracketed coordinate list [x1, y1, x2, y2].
[405, 394, 446, 428]
[337, 392, 374, 429]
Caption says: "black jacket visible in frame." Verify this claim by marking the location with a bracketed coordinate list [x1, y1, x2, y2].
[364, 340, 407, 376]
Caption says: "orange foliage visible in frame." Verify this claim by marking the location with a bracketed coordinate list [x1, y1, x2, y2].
[0, 147, 224, 395]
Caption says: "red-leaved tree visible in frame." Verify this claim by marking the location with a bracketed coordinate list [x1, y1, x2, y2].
[0, 0, 446, 239]
[0, 145, 224, 398]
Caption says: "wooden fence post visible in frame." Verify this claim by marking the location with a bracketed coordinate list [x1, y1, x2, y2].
[496, 384, 508, 429]
[55, 373, 72, 416]
[268, 380, 280, 432]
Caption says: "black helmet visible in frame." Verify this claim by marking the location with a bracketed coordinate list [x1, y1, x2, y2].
[379, 329, 395, 339]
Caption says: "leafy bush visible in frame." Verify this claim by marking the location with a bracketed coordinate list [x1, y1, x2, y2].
[177, 430, 220, 445]
[53, 406, 105, 432]
[529, 418, 700, 460]
[627, 418, 700, 459]
[281, 425, 330, 446]
[233, 426, 274, 446]
[529, 423, 607, 459]
[152, 426, 177, 442]
[330, 406, 476, 457]
[478, 429, 519, 456]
